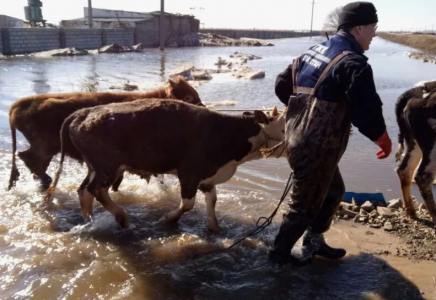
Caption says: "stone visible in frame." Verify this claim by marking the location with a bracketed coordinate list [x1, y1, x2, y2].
[31, 47, 88, 57]
[377, 207, 395, 218]
[132, 43, 147, 52]
[121, 46, 134, 52]
[361, 201, 375, 213]
[383, 221, 393, 231]
[240, 37, 274, 46]
[340, 202, 356, 211]
[192, 69, 212, 81]
[122, 83, 138, 91]
[387, 198, 402, 209]
[232, 66, 265, 80]
[337, 208, 358, 218]
[169, 64, 194, 80]
[98, 44, 123, 54]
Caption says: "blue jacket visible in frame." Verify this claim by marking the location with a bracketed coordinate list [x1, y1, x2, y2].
[275, 30, 386, 141]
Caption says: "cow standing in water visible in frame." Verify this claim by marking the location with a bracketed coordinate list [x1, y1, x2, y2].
[396, 80, 436, 222]
[45, 99, 286, 231]
[8, 76, 202, 191]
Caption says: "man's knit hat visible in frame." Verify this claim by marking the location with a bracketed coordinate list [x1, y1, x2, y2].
[337, 2, 378, 30]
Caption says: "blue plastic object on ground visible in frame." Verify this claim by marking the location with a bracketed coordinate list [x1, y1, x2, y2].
[343, 192, 386, 207]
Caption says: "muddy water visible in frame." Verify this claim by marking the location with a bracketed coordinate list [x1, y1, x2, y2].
[1, 37, 436, 299]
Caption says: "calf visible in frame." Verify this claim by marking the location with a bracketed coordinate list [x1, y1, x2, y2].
[45, 99, 285, 231]
[8, 76, 202, 190]
[395, 80, 436, 222]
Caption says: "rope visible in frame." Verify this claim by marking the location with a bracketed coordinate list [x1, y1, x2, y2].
[227, 171, 293, 249]
[213, 109, 284, 112]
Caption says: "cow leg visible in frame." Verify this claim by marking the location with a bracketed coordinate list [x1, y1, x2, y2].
[37, 155, 54, 189]
[166, 182, 198, 223]
[111, 173, 123, 192]
[94, 187, 129, 228]
[18, 148, 53, 189]
[87, 169, 129, 228]
[414, 152, 436, 223]
[199, 184, 220, 232]
[396, 140, 422, 218]
[78, 171, 94, 221]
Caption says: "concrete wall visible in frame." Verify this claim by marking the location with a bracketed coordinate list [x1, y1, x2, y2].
[8, 28, 59, 54]
[0, 28, 135, 54]
[0, 29, 3, 54]
[106, 28, 135, 46]
[63, 29, 102, 49]
[135, 17, 199, 46]
[200, 29, 321, 39]
[0, 24, 317, 55]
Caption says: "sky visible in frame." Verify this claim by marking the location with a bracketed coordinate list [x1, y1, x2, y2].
[0, 0, 434, 32]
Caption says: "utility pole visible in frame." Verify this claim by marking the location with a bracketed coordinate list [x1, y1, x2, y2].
[310, 0, 315, 38]
[160, 0, 165, 50]
[190, 7, 205, 29]
[88, 0, 93, 28]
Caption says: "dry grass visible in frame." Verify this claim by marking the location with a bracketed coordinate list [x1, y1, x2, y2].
[378, 32, 436, 55]
[79, 77, 99, 92]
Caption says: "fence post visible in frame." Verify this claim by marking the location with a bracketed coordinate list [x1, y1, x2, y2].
[101, 29, 107, 46]
[1, 28, 11, 55]
[59, 28, 66, 48]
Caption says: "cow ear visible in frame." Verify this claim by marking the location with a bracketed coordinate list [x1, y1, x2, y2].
[254, 110, 269, 124]
[243, 111, 253, 116]
[168, 79, 177, 88]
[272, 106, 279, 117]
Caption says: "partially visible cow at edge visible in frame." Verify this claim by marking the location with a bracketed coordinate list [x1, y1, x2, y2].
[45, 99, 286, 231]
[395, 80, 436, 222]
[8, 76, 202, 191]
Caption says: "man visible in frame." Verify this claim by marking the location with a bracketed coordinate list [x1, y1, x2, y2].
[270, 2, 392, 265]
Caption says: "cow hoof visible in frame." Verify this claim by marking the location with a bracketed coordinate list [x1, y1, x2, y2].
[207, 225, 221, 233]
[207, 221, 221, 233]
[405, 207, 417, 219]
[81, 211, 93, 222]
[165, 211, 181, 223]
[39, 177, 53, 191]
[115, 210, 130, 229]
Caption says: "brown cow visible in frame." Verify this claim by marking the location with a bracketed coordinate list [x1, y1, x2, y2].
[395, 80, 436, 222]
[8, 76, 202, 190]
[45, 99, 286, 231]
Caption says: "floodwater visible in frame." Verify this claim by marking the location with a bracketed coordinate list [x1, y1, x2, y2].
[0, 36, 436, 299]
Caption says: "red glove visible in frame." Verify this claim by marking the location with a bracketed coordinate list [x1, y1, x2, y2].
[374, 130, 392, 159]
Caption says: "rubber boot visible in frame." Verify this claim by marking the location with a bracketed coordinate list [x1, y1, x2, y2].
[302, 230, 346, 259]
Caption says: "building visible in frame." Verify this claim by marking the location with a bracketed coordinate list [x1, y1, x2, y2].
[0, 15, 25, 28]
[60, 8, 199, 46]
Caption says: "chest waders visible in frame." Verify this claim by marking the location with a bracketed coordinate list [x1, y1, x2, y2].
[270, 51, 353, 265]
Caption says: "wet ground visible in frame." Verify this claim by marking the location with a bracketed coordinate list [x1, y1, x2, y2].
[1, 36, 436, 299]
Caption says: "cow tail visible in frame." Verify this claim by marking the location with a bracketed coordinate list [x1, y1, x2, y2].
[7, 122, 20, 190]
[44, 116, 73, 202]
[395, 91, 410, 161]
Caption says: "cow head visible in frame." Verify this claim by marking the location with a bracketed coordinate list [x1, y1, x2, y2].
[167, 76, 204, 106]
[245, 106, 286, 146]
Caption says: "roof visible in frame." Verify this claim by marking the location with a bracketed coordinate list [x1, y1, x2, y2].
[67, 17, 153, 23]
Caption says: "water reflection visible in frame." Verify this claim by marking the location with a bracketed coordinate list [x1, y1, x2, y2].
[31, 60, 50, 94]
[87, 55, 99, 82]
[160, 50, 166, 81]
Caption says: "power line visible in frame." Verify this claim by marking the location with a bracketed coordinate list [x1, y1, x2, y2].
[310, 0, 315, 38]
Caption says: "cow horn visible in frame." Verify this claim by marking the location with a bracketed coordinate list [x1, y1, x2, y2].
[168, 79, 177, 88]
[272, 106, 278, 116]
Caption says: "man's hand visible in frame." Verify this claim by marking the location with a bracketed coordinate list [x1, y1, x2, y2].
[375, 130, 392, 159]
